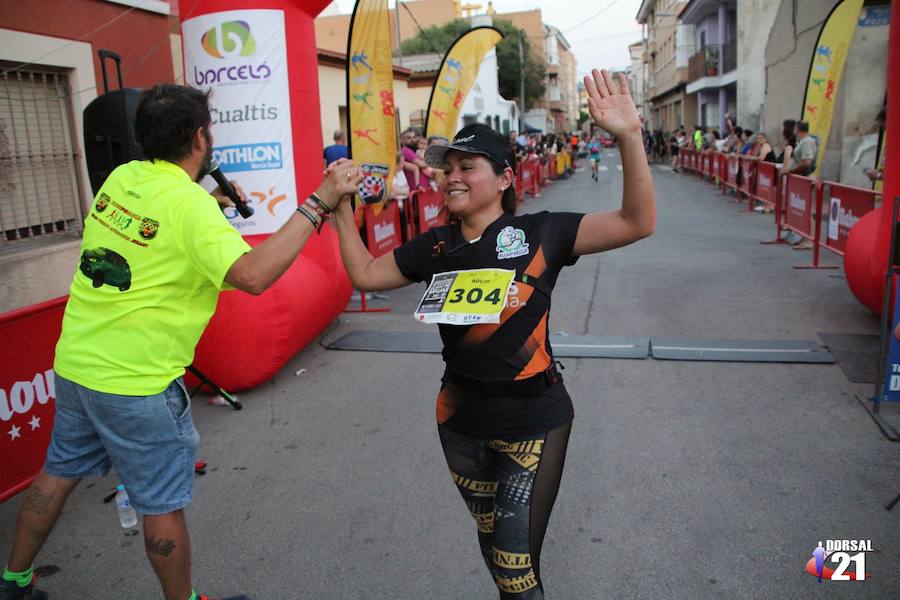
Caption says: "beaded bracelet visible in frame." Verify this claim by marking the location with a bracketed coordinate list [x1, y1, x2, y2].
[295, 205, 320, 230]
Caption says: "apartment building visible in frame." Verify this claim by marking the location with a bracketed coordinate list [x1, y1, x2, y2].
[636, 0, 696, 132]
[681, 0, 737, 132]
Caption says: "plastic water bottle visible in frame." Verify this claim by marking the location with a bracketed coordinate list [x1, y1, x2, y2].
[115, 484, 138, 529]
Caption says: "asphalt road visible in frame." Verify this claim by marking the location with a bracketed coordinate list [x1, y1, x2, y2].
[2, 151, 899, 599]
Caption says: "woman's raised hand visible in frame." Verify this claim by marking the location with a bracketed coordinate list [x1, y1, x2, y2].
[583, 69, 641, 139]
[318, 159, 364, 208]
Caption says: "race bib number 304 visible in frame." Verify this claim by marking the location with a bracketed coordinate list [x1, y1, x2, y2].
[414, 269, 515, 325]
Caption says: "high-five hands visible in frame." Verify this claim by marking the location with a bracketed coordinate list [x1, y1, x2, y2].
[583, 69, 642, 138]
[318, 158, 365, 208]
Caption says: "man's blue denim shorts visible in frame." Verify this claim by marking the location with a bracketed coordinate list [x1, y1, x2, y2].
[45, 374, 199, 515]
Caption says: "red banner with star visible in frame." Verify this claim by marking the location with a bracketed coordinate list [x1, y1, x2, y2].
[0, 297, 66, 502]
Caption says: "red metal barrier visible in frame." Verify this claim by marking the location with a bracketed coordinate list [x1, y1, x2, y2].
[414, 186, 448, 234]
[710, 152, 722, 188]
[682, 148, 693, 172]
[821, 182, 880, 257]
[514, 166, 525, 203]
[738, 157, 756, 211]
[364, 202, 403, 259]
[401, 193, 416, 242]
[723, 155, 740, 195]
[782, 175, 835, 269]
[700, 152, 711, 180]
[519, 161, 532, 198]
[0, 296, 66, 503]
[784, 175, 815, 236]
[752, 162, 778, 208]
[518, 158, 539, 198]
[536, 159, 547, 188]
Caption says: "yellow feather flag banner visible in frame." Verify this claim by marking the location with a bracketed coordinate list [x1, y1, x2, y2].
[801, 0, 864, 178]
[347, 0, 397, 213]
[425, 26, 504, 142]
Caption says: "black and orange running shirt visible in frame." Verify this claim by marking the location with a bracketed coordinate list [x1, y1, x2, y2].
[394, 211, 584, 437]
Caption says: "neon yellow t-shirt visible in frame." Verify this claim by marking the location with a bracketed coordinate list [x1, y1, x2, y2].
[54, 160, 251, 395]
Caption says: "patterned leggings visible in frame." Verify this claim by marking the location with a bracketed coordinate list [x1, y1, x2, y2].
[438, 421, 572, 599]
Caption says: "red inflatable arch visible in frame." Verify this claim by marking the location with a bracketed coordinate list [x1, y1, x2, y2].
[179, 0, 351, 391]
[844, 9, 899, 315]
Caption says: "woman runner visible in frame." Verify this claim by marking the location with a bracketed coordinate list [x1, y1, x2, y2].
[587, 136, 602, 181]
[328, 69, 655, 598]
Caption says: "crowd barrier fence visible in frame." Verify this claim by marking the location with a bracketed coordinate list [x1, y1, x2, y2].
[671, 151, 881, 271]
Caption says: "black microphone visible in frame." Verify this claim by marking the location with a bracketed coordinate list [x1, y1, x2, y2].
[209, 160, 254, 218]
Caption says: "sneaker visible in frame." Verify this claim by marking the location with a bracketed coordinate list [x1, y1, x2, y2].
[753, 205, 765, 213]
[0, 579, 48, 600]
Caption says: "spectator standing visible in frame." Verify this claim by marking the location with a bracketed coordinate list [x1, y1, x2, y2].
[588, 135, 602, 180]
[671, 128, 686, 171]
[401, 128, 434, 191]
[740, 130, 756, 155]
[790, 120, 818, 176]
[323, 129, 349, 166]
[754, 132, 776, 163]
[788, 120, 819, 249]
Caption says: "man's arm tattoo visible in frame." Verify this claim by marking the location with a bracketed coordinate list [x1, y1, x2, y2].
[144, 536, 177, 557]
[23, 486, 54, 515]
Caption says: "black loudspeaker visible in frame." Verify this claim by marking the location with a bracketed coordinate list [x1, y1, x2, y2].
[83, 50, 143, 195]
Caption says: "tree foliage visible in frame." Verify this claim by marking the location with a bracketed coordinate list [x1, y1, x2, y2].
[399, 18, 546, 110]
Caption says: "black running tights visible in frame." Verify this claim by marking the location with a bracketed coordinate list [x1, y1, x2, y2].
[438, 421, 572, 599]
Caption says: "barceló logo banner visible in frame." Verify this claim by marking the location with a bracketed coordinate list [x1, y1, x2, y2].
[202, 21, 256, 58]
[182, 9, 296, 236]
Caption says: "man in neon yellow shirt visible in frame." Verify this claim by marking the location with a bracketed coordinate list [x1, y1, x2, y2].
[693, 125, 703, 150]
[1, 84, 362, 600]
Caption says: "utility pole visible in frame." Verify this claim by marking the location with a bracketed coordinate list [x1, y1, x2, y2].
[518, 29, 525, 133]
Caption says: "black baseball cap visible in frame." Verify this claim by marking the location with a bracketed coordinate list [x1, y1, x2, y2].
[423, 123, 516, 172]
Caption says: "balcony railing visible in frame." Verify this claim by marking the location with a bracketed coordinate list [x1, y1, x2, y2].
[687, 39, 736, 83]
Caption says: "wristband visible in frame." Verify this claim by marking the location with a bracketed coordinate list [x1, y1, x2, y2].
[305, 196, 332, 222]
[308, 192, 334, 214]
[296, 205, 320, 230]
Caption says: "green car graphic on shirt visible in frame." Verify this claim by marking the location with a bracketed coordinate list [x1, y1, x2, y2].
[79, 247, 132, 291]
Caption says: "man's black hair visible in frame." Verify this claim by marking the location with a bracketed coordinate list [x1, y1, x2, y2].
[135, 84, 212, 163]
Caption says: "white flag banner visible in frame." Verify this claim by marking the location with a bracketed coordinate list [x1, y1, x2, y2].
[182, 9, 295, 235]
